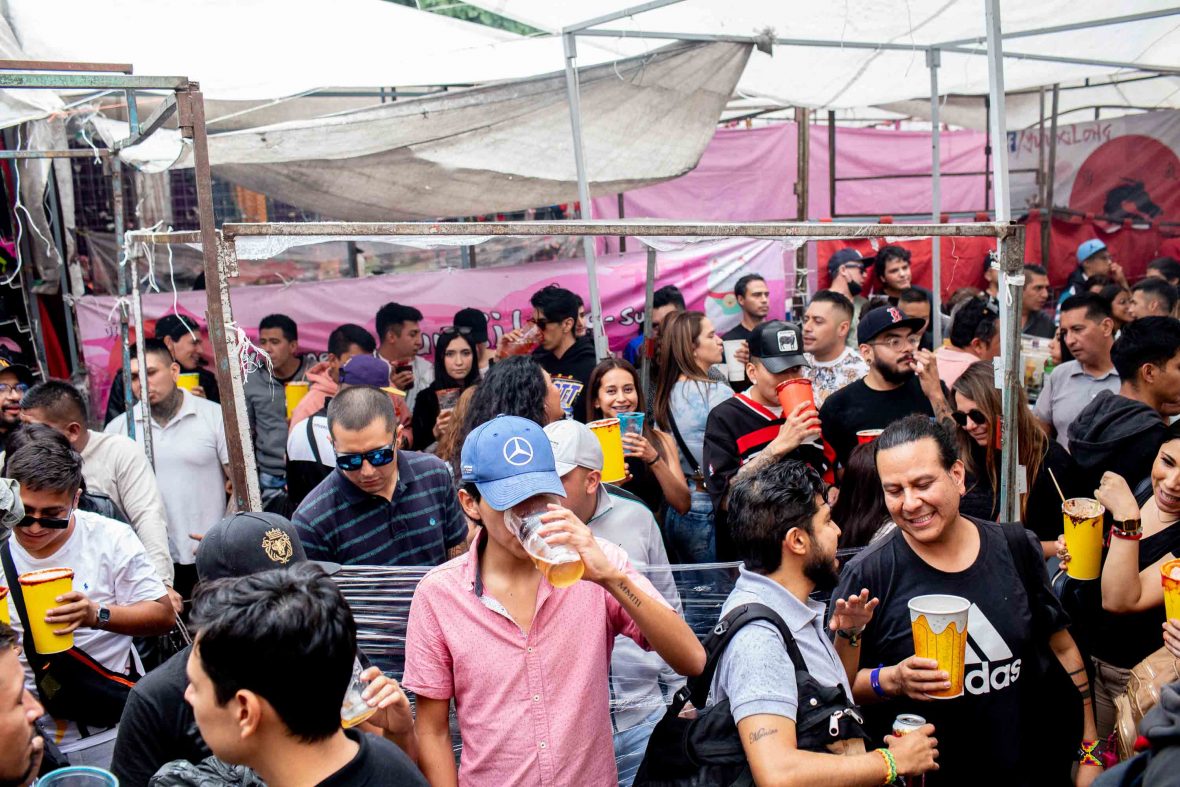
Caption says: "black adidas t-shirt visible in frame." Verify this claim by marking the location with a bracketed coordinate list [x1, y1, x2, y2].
[833, 519, 1069, 786]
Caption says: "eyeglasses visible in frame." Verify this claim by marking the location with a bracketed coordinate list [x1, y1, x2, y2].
[0, 382, 28, 395]
[16, 510, 73, 530]
[871, 335, 921, 352]
[440, 326, 473, 336]
[335, 445, 395, 472]
[952, 409, 988, 428]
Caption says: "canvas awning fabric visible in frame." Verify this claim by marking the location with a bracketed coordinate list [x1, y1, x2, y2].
[93, 40, 752, 220]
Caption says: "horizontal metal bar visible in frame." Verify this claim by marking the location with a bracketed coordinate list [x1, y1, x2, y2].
[0, 148, 109, 160]
[835, 168, 1039, 183]
[113, 94, 177, 151]
[936, 9, 1180, 48]
[563, 0, 686, 34]
[210, 220, 1018, 240]
[940, 45, 1179, 75]
[0, 59, 132, 74]
[125, 230, 202, 244]
[0, 73, 189, 90]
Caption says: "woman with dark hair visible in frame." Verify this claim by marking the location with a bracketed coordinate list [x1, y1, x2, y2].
[450, 355, 564, 476]
[951, 360, 1078, 557]
[1099, 282, 1133, 330]
[830, 443, 893, 550]
[586, 358, 691, 515]
[411, 330, 481, 451]
[651, 310, 732, 563]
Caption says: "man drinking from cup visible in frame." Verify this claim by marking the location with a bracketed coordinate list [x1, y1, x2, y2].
[704, 321, 831, 562]
[833, 416, 1100, 786]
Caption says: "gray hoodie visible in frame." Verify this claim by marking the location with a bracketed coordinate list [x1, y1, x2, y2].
[243, 354, 314, 477]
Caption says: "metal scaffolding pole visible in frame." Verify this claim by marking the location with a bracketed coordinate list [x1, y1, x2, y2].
[793, 107, 810, 319]
[640, 246, 657, 403]
[128, 250, 154, 466]
[562, 33, 609, 361]
[985, 0, 1023, 524]
[1043, 84, 1060, 265]
[928, 48, 943, 347]
[110, 158, 135, 439]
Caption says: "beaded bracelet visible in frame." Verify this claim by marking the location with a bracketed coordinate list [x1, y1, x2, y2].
[876, 748, 898, 785]
[1079, 739, 1103, 768]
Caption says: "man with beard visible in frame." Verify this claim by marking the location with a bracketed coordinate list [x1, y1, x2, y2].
[826, 249, 868, 346]
[0, 623, 43, 787]
[0, 361, 32, 453]
[710, 459, 939, 785]
[833, 416, 1099, 787]
[819, 306, 952, 468]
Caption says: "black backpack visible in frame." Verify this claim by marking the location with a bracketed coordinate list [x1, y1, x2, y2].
[634, 602, 870, 787]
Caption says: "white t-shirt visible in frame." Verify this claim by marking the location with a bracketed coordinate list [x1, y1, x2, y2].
[5, 509, 166, 745]
[105, 390, 230, 564]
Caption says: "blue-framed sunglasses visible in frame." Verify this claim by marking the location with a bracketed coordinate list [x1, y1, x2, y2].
[335, 445, 395, 472]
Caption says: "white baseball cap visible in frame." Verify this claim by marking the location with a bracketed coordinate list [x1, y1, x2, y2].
[543, 419, 604, 477]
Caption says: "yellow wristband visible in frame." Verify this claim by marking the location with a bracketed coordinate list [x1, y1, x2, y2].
[876, 748, 898, 785]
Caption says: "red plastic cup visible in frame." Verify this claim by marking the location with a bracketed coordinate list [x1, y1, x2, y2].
[857, 429, 884, 445]
[776, 379, 816, 416]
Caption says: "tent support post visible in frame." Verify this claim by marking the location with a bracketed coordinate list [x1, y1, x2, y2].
[793, 107, 810, 318]
[640, 246, 656, 404]
[1036, 87, 1046, 208]
[110, 158, 135, 439]
[827, 111, 836, 219]
[179, 85, 261, 512]
[1043, 84, 1059, 265]
[562, 33, 609, 361]
[128, 250, 154, 466]
[44, 165, 79, 372]
[986, 0, 1021, 523]
[928, 48, 943, 347]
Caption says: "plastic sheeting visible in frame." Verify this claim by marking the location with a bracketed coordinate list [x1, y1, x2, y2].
[94, 41, 752, 220]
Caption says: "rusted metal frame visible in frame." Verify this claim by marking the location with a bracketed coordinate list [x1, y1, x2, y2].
[114, 94, 177, 150]
[177, 85, 261, 512]
[0, 73, 187, 90]
[0, 60, 132, 73]
[1043, 84, 1060, 265]
[109, 158, 136, 440]
[0, 149, 110, 160]
[217, 220, 1019, 239]
[127, 248, 154, 466]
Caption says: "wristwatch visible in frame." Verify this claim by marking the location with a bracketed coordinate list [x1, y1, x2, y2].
[95, 606, 111, 630]
[1111, 518, 1143, 540]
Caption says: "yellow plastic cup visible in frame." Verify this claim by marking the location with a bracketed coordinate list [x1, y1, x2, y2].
[1063, 498, 1105, 581]
[588, 418, 627, 484]
[285, 381, 311, 421]
[1162, 559, 1180, 623]
[0, 586, 8, 626]
[19, 568, 75, 654]
[908, 594, 970, 699]
[176, 372, 200, 391]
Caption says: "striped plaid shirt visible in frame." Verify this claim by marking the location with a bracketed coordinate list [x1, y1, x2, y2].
[293, 450, 467, 566]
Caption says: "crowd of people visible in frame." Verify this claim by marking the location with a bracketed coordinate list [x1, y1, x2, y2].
[2, 238, 1180, 786]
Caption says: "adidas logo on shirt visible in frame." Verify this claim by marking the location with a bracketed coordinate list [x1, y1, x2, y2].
[963, 603, 1022, 695]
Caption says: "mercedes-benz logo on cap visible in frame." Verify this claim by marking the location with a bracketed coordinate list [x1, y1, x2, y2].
[503, 436, 534, 466]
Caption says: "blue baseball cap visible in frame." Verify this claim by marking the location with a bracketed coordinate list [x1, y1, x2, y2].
[1077, 239, 1107, 263]
[460, 415, 566, 511]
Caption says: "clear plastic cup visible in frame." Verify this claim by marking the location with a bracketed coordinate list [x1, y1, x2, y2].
[36, 766, 119, 786]
[340, 657, 377, 729]
[504, 496, 584, 588]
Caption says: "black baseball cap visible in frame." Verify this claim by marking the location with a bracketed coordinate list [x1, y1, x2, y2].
[196, 512, 339, 582]
[0, 359, 34, 386]
[748, 320, 810, 374]
[826, 248, 864, 279]
[453, 308, 489, 344]
[857, 305, 927, 345]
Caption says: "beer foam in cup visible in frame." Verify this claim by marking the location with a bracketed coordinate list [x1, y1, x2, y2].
[18, 567, 74, 586]
[908, 594, 970, 699]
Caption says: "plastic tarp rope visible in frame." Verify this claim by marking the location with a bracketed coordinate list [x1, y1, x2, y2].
[95, 40, 751, 221]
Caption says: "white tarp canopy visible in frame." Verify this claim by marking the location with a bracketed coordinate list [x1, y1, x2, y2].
[467, 0, 1180, 124]
[93, 41, 752, 220]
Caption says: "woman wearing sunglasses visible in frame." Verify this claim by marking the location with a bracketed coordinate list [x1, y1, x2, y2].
[410, 328, 481, 452]
[952, 361, 1080, 558]
[586, 358, 691, 516]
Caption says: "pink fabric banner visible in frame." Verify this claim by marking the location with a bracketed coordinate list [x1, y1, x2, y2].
[591, 122, 988, 252]
[76, 238, 789, 410]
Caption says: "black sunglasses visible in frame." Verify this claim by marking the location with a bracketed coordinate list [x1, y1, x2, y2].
[16, 511, 73, 530]
[952, 409, 988, 428]
[440, 326, 473, 336]
[335, 445, 395, 472]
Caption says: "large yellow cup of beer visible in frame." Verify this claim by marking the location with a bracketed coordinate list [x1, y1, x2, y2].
[1063, 498, 1105, 581]
[285, 381, 311, 421]
[176, 372, 200, 391]
[908, 594, 970, 699]
[1162, 559, 1180, 623]
[588, 418, 627, 484]
[19, 568, 75, 654]
[0, 586, 9, 626]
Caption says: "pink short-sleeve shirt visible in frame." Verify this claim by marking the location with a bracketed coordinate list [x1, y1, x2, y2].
[402, 528, 670, 787]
